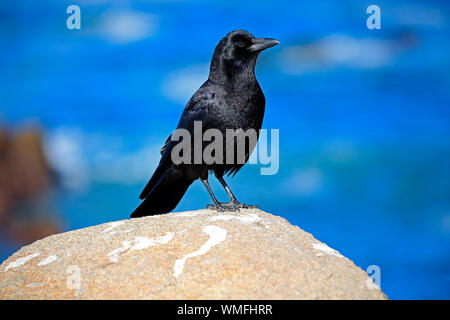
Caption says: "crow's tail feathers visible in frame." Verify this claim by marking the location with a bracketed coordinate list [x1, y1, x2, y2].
[131, 167, 193, 218]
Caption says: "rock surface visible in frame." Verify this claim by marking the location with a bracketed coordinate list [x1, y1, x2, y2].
[0, 209, 387, 299]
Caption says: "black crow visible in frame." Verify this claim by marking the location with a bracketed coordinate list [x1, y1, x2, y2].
[131, 30, 279, 218]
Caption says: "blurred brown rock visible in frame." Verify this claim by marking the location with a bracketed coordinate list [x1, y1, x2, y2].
[0, 126, 61, 244]
[0, 128, 49, 219]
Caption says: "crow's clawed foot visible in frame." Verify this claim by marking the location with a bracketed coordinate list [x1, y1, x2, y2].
[237, 203, 259, 209]
[206, 202, 240, 212]
[206, 203, 225, 212]
[206, 202, 259, 212]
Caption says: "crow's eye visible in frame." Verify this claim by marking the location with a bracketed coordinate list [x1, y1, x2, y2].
[236, 41, 245, 48]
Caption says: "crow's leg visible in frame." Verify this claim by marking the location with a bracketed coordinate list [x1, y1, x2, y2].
[214, 173, 259, 210]
[201, 178, 226, 212]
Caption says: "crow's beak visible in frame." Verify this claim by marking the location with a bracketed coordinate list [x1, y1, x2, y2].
[249, 38, 280, 52]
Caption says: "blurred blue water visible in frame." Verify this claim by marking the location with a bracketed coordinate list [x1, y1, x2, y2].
[0, 0, 449, 299]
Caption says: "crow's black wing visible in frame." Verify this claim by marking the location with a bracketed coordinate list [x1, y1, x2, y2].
[139, 83, 216, 199]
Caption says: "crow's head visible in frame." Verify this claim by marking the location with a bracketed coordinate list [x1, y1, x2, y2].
[220, 30, 279, 60]
[209, 30, 279, 82]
